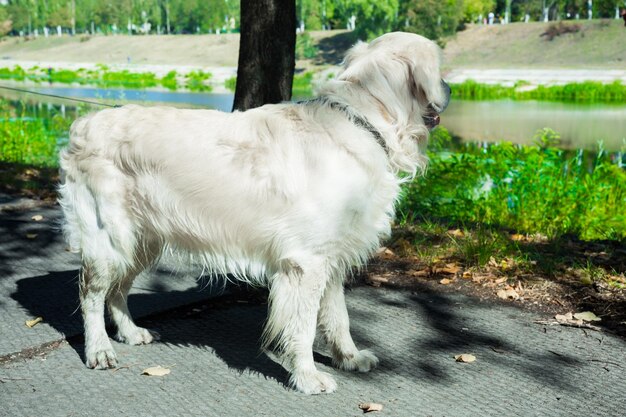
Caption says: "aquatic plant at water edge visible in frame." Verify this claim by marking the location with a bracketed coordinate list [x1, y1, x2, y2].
[451, 80, 626, 103]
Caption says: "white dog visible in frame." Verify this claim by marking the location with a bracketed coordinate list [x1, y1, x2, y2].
[59, 32, 450, 394]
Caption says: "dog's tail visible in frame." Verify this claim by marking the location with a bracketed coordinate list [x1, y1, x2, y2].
[59, 113, 141, 269]
[58, 116, 93, 253]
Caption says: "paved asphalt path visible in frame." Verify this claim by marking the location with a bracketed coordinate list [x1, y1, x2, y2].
[1, 201, 625, 417]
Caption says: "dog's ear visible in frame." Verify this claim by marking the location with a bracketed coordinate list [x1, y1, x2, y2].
[408, 55, 447, 111]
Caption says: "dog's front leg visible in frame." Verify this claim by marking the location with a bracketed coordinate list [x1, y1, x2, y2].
[263, 260, 337, 394]
[318, 276, 379, 372]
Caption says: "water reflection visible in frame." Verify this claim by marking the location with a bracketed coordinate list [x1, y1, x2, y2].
[0, 84, 234, 111]
[1, 84, 625, 151]
[442, 100, 626, 151]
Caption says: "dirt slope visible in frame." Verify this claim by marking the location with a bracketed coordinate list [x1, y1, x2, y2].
[444, 19, 626, 69]
[0, 20, 623, 70]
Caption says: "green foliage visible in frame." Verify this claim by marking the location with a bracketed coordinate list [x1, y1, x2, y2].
[0, 6, 11, 36]
[398, 127, 626, 241]
[224, 76, 237, 92]
[184, 70, 212, 92]
[347, 0, 399, 40]
[297, 0, 336, 30]
[296, 33, 318, 60]
[463, 0, 495, 22]
[399, 0, 464, 43]
[451, 80, 626, 103]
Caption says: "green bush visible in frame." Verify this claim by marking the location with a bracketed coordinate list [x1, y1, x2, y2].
[398, 127, 626, 241]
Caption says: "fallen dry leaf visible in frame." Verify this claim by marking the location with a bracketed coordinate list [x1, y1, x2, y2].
[408, 269, 429, 277]
[448, 228, 464, 238]
[439, 278, 452, 285]
[488, 256, 498, 267]
[26, 234, 38, 239]
[555, 312, 573, 322]
[510, 233, 525, 241]
[359, 403, 383, 413]
[25, 317, 43, 328]
[462, 271, 472, 279]
[494, 277, 507, 284]
[454, 354, 476, 363]
[497, 287, 519, 300]
[367, 275, 389, 287]
[574, 311, 601, 322]
[141, 366, 171, 376]
[375, 247, 396, 260]
[440, 263, 461, 274]
[31, 214, 44, 221]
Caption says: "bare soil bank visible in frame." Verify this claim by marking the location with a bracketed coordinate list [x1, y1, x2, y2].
[1, 20, 624, 70]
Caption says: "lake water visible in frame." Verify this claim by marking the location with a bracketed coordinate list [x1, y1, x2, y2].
[1, 84, 625, 151]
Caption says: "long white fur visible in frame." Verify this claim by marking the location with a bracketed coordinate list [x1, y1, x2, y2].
[58, 32, 447, 394]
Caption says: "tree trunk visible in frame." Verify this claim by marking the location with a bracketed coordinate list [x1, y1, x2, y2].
[232, 0, 296, 112]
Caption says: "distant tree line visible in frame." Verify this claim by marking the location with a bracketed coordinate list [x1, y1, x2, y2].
[0, 0, 624, 39]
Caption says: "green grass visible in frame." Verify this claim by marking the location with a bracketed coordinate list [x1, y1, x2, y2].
[0, 65, 212, 91]
[0, 117, 63, 167]
[292, 72, 314, 96]
[451, 80, 626, 103]
[398, 127, 626, 242]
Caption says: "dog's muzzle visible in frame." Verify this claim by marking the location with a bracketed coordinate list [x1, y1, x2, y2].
[424, 80, 451, 130]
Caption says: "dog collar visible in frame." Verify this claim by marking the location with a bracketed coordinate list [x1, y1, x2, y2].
[302, 97, 389, 156]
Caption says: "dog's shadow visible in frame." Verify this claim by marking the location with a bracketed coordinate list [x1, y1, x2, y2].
[10, 269, 292, 386]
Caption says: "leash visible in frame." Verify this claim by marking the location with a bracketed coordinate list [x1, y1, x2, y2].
[0, 85, 120, 108]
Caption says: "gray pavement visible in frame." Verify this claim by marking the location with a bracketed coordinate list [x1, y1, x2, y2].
[1, 203, 625, 417]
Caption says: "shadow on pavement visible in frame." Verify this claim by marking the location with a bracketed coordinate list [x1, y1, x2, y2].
[10, 269, 290, 386]
[0, 205, 63, 280]
[361, 284, 583, 392]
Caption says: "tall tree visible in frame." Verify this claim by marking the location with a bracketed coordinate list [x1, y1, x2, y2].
[232, 0, 296, 111]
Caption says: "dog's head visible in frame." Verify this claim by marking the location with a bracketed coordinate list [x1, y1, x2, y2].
[339, 31, 450, 132]
[335, 32, 450, 176]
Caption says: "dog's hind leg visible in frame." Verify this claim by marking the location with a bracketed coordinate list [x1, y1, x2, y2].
[263, 259, 336, 394]
[317, 275, 379, 372]
[81, 235, 161, 369]
[79, 258, 120, 369]
[66, 170, 151, 369]
[107, 238, 162, 346]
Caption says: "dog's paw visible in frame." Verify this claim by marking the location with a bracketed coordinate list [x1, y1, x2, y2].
[114, 326, 160, 345]
[335, 349, 379, 373]
[291, 370, 337, 395]
[85, 347, 118, 370]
